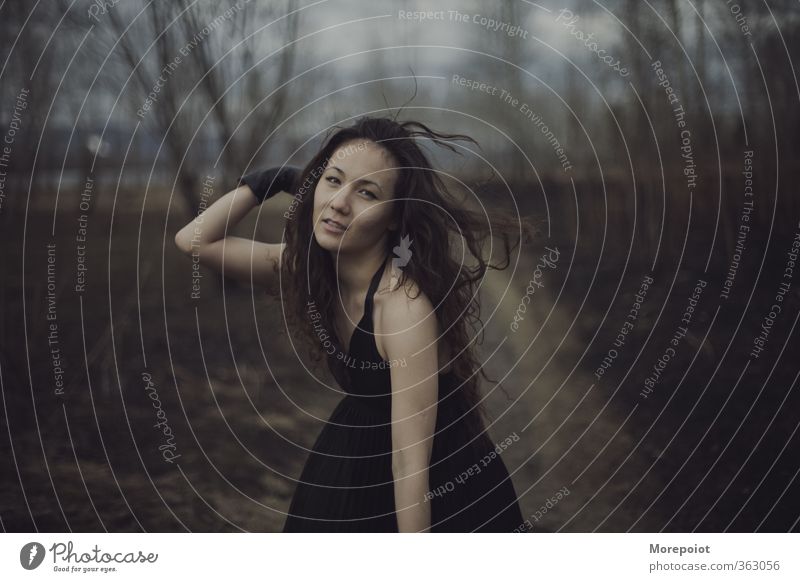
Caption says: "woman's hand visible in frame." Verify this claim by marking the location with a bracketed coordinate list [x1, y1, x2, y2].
[240, 166, 299, 205]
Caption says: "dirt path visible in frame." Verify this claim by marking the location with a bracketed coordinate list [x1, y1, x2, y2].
[479, 248, 665, 532]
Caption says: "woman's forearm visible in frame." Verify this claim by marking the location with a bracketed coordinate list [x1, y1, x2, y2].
[393, 463, 432, 532]
[175, 185, 257, 252]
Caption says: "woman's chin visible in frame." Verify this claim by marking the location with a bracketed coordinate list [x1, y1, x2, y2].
[314, 229, 346, 252]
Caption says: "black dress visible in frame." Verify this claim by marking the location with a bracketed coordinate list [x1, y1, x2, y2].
[283, 254, 524, 532]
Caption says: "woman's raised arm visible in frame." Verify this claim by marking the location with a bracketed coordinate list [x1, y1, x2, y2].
[173, 175, 288, 292]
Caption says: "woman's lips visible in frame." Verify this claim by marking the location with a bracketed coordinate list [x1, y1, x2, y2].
[322, 218, 346, 234]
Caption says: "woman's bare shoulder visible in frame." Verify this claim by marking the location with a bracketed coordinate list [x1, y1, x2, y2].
[375, 272, 430, 318]
[373, 273, 448, 363]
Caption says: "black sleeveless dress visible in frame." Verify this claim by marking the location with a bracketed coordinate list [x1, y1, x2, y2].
[283, 254, 524, 532]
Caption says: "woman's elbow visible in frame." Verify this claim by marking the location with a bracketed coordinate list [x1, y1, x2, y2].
[174, 228, 194, 255]
[392, 450, 431, 478]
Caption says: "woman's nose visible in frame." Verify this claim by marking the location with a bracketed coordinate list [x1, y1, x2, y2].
[329, 186, 353, 212]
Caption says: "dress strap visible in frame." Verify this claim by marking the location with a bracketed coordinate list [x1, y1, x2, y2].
[364, 254, 389, 317]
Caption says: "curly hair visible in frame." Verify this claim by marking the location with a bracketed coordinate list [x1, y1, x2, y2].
[277, 115, 537, 436]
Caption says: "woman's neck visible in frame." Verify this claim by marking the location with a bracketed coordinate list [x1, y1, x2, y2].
[333, 250, 386, 297]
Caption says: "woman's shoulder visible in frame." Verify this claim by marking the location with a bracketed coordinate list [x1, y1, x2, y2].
[375, 272, 433, 322]
[373, 272, 453, 369]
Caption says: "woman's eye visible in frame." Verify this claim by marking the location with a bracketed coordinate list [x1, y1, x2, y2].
[326, 176, 375, 199]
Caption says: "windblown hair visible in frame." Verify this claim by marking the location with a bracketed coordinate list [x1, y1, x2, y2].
[280, 115, 537, 435]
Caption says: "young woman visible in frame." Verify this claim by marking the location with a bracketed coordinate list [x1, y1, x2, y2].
[175, 116, 534, 532]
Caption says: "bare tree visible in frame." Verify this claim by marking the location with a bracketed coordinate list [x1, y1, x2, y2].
[56, 0, 299, 215]
[0, 0, 61, 220]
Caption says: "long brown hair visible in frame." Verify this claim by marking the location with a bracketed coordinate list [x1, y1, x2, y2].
[279, 115, 536, 435]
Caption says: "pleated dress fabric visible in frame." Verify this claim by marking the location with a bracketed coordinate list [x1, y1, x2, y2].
[282, 254, 524, 532]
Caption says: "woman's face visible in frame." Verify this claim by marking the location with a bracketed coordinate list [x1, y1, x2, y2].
[312, 138, 399, 255]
